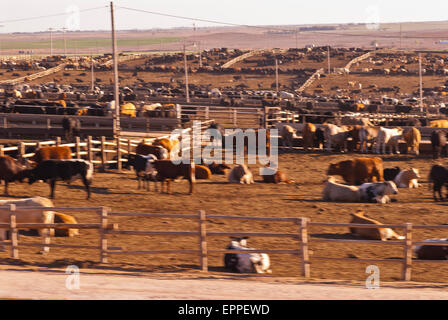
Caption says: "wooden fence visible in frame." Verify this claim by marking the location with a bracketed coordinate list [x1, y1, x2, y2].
[1, 208, 447, 281]
[0, 63, 67, 86]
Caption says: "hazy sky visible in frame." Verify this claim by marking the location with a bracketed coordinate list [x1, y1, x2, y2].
[1, 0, 448, 33]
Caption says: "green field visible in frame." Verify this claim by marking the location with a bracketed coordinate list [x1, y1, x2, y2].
[0, 37, 182, 50]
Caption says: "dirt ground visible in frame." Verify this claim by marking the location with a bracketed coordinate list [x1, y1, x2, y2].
[1, 150, 448, 284]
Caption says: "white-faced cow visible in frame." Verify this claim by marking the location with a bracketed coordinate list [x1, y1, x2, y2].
[359, 181, 398, 204]
[224, 237, 272, 274]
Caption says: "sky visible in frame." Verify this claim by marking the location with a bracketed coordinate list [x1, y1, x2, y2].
[1, 0, 448, 33]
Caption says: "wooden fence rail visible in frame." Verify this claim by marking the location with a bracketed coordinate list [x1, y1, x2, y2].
[1, 208, 448, 281]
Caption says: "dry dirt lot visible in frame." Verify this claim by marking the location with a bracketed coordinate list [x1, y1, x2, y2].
[0, 151, 447, 284]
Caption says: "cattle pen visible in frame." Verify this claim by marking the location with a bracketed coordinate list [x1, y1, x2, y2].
[0, 206, 447, 282]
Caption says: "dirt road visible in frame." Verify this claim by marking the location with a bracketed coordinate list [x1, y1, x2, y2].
[1, 269, 447, 300]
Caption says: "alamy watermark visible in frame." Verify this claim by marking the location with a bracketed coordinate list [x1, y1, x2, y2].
[365, 265, 380, 289]
[170, 121, 279, 175]
[65, 265, 80, 290]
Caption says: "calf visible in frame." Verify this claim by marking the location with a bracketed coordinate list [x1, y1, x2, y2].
[359, 181, 398, 204]
[224, 237, 271, 274]
[414, 239, 448, 260]
[31, 146, 72, 163]
[349, 210, 404, 241]
[24, 160, 94, 199]
[228, 164, 254, 184]
[128, 154, 158, 191]
[383, 167, 401, 181]
[429, 165, 448, 201]
[394, 168, 420, 188]
[0, 155, 27, 195]
[153, 160, 195, 194]
[431, 130, 448, 159]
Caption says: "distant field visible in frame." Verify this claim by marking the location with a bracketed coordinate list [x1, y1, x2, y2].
[0, 37, 182, 50]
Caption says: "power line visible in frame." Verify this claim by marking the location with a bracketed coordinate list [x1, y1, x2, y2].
[0, 6, 107, 24]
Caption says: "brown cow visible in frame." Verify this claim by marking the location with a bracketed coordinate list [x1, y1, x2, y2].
[54, 212, 79, 237]
[31, 146, 72, 163]
[261, 165, 294, 184]
[302, 123, 316, 151]
[153, 160, 195, 194]
[152, 138, 180, 154]
[349, 211, 404, 241]
[135, 143, 169, 159]
[0, 156, 27, 195]
[195, 165, 212, 180]
[403, 127, 421, 156]
[327, 157, 384, 185]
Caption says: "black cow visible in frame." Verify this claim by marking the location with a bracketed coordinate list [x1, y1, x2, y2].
[62, 117, 81, 142]
[384, 167, 401, 181]
[415, 239, 448, 260]
[431, 130, 448, 160]
[429, 165, 448, 201]
[314, 128, 325, 149]
[23, 160, 93, 199]
[127, 154, 158, 190]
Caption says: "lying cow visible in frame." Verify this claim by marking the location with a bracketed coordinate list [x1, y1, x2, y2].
[195, 165, 212, 180]
[224, 237, 272, 274]
[54, 212, 79, 237]
[327, 157, 384, 185]
[349, 210, 404, 241]
[323, 177, 361, 202]
[22, 160, 94, 200]
[153, 160, 195, 194]
[359, 181, 398, 204]
[0, 197, 55, 253]
[228, 164, 254, 184]
[260, 166, 294, 184]
[394, 168, 420, 188]
[414, 239, 448, 260]
[384, 167, 401, 181]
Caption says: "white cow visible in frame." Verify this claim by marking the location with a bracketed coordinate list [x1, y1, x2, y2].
[376, 127, 403, 154]
[394, 168, 420, 188]
[0, 197, 55, 253]
[281, 125, 297, 149]
[359, 127, 379, 153]
[323, 177, 361, 202]
[224, 237, 272, 274]
[359, 181, 399, 204]
[324, 124, 351, 152]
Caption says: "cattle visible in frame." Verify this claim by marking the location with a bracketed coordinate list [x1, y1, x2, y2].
[224, 237, 272, 274]
[0, 155, 27, 195]
[195, 165, 212, 180]
[281, 125, 296, 150]
[228, 164, 254, 184]
[414, 239, 448, 260]
[207, 162, 230, 175]
[152, 138, 180, 156]
[430, 120, 448, 128]
[314, 127, 325, 149]
[394, 168, 420, 188]
[383, 167, 401, 181]
[135, 143, 169, 160]
[23, 160, 94, 200]
[349, 210, 404, 241]
[376, 127, 403, 154]
[431, 130, 448, 159]
[153, 160, 195, 194]
[260, 166, 294, 184]
[302, 123, 316, 151]
[327, 157, 384, 185]
[31, 146, 72, 163]
[324, 124, 351, 152]
[429, 165, 448, 201]
[403, 127, 421, 156]
[54, 212, 79, 237]
[127, 154, 158, 191]
[323, 177, 361, 202]
[0, 197, 55, 253]
[358, 181, 398, 204]
[62, 117, 81, 143]
[359, 127, 379, 153]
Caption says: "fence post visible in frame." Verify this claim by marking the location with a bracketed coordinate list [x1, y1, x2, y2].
[402, 223, 413, 281]
[298, 217, 310, 278]
[0, 145, 3, 157]
[233, 108, 237, 127]
[3, 117, 7, 129]
[75, 136, 81, 159]
[127, 139, 131, 156]
[198, 210, 208, 272]
[101, 136, 106, 171]
[116, 136, 122, 172]
[87, 136, 93, 162]
[99, 207, 109, 264]
[205, 106, 209, 121]
[19, 142, 25, 160]
[9, 204, 18, 259]
[56, 137, 61, 147]
[264, 106, 269, 129]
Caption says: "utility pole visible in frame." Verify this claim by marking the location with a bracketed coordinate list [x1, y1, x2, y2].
[91, 53, 95, 92]
[110, 1, 120, 136]
[49, 27, 54, 56]
[184, 44, 190, 103]
[275, 58, 279, 95]
[327, 45, 331, 74]
[419, 53, 424, 113]
[62, 27, 67, 56]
